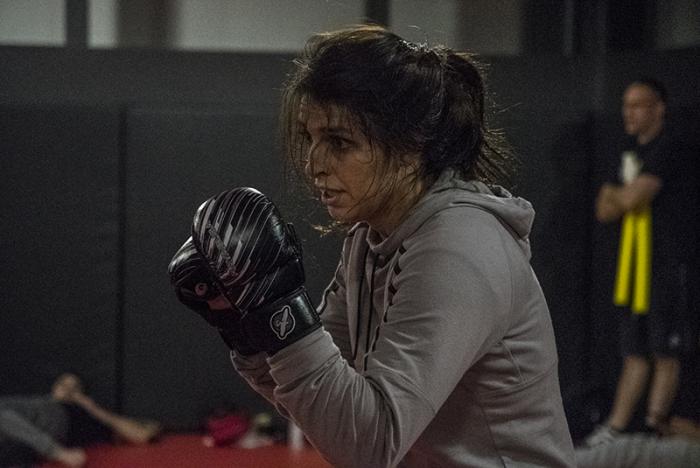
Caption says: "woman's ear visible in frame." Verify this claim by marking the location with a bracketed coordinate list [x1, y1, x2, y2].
[398, 152, 422, 176]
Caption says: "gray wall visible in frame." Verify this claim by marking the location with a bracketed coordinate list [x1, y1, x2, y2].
[1, 43, 699, 437]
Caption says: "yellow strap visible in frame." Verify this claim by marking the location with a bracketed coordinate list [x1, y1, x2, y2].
[632, 207, 651, 313]
[613, 207, 652, 314]
[614, 213, 635, 306]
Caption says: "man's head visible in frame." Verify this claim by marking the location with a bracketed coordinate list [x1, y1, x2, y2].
[622, 78, 667, 144]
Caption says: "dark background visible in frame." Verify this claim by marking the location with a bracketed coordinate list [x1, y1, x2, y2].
[1, 1, 699, 440]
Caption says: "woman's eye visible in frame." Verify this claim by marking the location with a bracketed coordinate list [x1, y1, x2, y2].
[329, 135, 351, 151]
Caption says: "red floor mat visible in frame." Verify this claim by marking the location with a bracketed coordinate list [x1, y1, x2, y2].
[41, 434, 332, 468]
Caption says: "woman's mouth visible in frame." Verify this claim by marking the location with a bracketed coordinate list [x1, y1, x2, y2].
[320, 189, 341, 206]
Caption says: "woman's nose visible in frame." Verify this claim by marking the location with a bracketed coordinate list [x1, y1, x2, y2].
[305, 144, 327, 177]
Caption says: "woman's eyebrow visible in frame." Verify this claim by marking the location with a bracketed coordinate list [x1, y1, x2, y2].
[324, 126, 353, 136]
[298, 117, 354, 136]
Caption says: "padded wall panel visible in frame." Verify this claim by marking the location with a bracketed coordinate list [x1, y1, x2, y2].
[586, 112, 629, 429]
[0, 47, 293, 113]
[0, 105, 120, 407]
[485, 55, 598, 438]
[120, 106, 341, 429]
[602, 50, 700, 113]
[497, 113, 596, 439]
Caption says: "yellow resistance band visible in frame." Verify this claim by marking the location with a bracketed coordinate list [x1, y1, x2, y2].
[613, 206, 652, 314]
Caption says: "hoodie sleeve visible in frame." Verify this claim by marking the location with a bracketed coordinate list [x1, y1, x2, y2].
[230, 352, 278, 407]
[261, 208, 514, 468]
[232, 251, 352, 406]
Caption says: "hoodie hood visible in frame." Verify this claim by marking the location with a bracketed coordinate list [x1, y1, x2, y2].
[365, 169, 535, 259]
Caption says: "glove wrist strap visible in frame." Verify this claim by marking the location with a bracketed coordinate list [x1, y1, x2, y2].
[243, 288, 321, 354]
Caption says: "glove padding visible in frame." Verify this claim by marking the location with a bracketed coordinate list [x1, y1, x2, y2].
[168, 236, 258, 355]
[191, 187, 321, 354]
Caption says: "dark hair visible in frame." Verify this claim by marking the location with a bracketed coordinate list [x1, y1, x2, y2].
[632, 77, 668, 104]
[281, 25, 514, 194]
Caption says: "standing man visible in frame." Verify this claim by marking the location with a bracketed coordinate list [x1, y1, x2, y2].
[589, 78, 699, 446]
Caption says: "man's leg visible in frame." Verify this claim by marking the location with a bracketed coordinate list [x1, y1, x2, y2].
[584, 311, 650, 447]
[645, 262, 687, 429]
[607, 355, 651, 431]
[646, 356, 680, 428]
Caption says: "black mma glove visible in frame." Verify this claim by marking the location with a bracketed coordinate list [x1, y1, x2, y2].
[191, 187, 321, 354]
[168, 236, 258, 355]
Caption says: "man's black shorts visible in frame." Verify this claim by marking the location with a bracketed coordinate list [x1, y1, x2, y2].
[620, 262, 698, 357]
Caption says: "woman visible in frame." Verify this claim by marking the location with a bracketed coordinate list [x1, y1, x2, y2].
[170, 25, 575, 467]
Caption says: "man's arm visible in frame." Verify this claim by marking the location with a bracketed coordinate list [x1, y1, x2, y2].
[595, 173, 662, 223]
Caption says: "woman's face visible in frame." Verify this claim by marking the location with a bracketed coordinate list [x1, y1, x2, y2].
[300, 101, 419, 233]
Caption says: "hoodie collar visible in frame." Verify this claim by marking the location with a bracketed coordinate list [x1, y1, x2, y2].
[362, 169, 535, 259]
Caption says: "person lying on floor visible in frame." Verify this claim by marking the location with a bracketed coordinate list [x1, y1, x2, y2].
[0, 373, 161, 468]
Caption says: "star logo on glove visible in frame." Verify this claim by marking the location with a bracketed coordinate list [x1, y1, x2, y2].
[270, 305, 295, 340]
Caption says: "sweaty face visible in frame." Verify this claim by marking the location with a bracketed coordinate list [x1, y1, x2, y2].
[622, 84, 664, 138]
[299, 101, 390, 229]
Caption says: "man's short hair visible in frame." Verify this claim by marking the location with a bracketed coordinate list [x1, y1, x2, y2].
[632, 77, 668, 104]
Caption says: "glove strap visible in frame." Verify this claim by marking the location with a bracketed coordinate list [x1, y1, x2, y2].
[242, 288, 321, 354]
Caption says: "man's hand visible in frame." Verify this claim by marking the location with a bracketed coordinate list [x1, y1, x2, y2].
[595, 174, 662, 223]
[595, 183, 623, 222]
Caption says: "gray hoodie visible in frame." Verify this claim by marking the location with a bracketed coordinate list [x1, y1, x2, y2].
[232, 170, 576, 467]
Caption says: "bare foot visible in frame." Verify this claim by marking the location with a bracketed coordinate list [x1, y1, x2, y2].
[140, 420, 163, 442]
[122, 419, 163, 444]
[53, 447, 86, 467]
